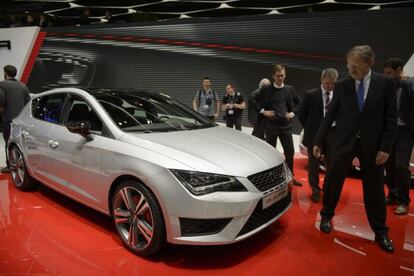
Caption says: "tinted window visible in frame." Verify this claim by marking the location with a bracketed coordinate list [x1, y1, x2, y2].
[32, 93, 67, 124]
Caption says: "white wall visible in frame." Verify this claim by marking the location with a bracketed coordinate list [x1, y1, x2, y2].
[0, 26, 39, 80]
[405, 52, 414, 77]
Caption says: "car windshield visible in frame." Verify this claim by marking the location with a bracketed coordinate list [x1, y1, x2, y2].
[94, 92, 215, 133]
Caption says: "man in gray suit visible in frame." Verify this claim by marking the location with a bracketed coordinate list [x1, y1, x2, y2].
[0, 65, 31, 173]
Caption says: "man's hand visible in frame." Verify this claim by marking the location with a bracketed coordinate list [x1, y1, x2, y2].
[313, 145, 324, 161]
[375, 151, 389, 165]
[263, 110, 275, 118]
[285, 112, 295, 120]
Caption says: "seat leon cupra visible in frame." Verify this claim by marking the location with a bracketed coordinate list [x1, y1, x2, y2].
[7, 88, 292, 256]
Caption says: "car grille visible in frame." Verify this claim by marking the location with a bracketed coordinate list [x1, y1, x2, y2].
[237, 192, 291, 237]
[247, 164, 286, 192]
[180, 217, 232, 237]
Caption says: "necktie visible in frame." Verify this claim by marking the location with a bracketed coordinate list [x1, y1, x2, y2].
[357, 80, 365, 111]
[324, 92, 331, 115]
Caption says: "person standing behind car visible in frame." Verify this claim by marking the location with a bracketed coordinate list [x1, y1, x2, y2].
[298, 68, 338, 202]
[222, 83, 245, 130]
[192, 77, 220, 122]
[383, 57, 414, 215]
[254, 64, 302, 186]
[0, 65, 31, 173]
[248, 78, 271, 139]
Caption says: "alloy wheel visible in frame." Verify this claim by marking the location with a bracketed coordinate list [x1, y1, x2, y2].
[113, 185, 155, 251]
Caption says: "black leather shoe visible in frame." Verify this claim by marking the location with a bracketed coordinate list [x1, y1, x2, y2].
[320, 217, 331, 233]
[375, 235, 394, 253]
[293, 179, 303, 187]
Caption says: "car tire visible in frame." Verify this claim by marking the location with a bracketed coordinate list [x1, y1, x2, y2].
[111, 180, 166, 256]
[8, 146, 36, 191]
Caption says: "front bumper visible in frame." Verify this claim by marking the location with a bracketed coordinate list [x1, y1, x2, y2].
[146, 167, 292, 245]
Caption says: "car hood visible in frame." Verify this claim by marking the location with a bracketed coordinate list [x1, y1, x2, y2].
[122, 126, 284, 177]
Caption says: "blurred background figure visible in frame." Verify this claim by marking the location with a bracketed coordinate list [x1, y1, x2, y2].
[383, 57, 414, 215]
[248, 78, 270, 139]
[222, 83, 245, 130]
[80, 8, 91, 25]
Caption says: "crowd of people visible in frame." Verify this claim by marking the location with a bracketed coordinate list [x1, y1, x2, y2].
[192, 45, 414, 253]
[1, 45, 413, 254]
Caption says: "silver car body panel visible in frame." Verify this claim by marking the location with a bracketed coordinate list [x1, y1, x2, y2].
[9, 87, 291, 245]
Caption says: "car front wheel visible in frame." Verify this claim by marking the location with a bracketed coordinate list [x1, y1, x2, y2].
[111, 180, 166, 256]
[8, 146, 36, 190]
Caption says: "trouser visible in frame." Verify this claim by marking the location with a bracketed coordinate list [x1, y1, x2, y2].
[308, 127, 335, 193]
[320, 139, 388, 236]
[226, 116, 242, 130]
[2, 120, 11, 168]
[252, 118, 265, 140]
[265, 128, 294, 175]
[206, 116, 215, 122]
[385, 126, 414, 206]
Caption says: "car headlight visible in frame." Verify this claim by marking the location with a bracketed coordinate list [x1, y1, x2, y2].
[170, 170, 247, 196]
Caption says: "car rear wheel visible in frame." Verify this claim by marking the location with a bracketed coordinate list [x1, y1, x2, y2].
[9, 146, 36, 190]
[111, 180, 166, 256]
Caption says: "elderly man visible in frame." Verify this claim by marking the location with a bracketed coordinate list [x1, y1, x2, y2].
[313, 45, 397, 253]
[298, 68, 338, 202]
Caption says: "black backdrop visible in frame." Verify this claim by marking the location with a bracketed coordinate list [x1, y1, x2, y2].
[27, 8, 414, 133]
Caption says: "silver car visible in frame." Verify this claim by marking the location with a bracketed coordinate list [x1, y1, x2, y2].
[8, 88, 292, 256]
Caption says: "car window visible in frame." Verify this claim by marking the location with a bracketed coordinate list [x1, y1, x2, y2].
[32, 93, 67, 124]
[67, 95, 103, 134]
[94, 93, 215, 133]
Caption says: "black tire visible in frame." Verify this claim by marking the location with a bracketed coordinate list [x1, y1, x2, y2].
[8, 146, 36, 191]
[111, 180, 166, 256]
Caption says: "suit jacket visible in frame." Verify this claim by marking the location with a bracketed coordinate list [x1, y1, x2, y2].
[399, 78, 414, 134]
[248, 87, 261, 125]
[298, 87, 324, 148]
[0, 79, 31, 122]
[314, 72, 397, 162]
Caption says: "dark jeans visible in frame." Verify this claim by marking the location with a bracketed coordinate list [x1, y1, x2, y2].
[385, 126, 414, 206]
[265, 128, 294, 175]
[225, 116, 242, 130]
[2, 120, 11, 168]
[321, 138, 388, 236]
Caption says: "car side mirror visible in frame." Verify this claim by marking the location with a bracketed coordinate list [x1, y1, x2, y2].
[66, 121, 93, 140]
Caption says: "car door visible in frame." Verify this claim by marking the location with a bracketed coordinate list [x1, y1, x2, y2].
[46, 93, 111, 208]
[21, 93, 68, 183]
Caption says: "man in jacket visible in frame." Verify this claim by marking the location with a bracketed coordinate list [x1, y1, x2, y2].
[0, 65, 31, 173]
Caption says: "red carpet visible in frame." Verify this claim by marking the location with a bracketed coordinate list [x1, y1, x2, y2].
[0, 157, 413, 275]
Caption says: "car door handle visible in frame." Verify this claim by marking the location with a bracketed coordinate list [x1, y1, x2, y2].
[48, 140, 60, 149]
[21, 131, 29, 137]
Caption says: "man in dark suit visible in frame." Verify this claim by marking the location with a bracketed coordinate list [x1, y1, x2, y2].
[0, 65, 31, 173]
[298, 68, 338, 202]
[383, 57, 414, 215]
[248, 78, 271, 139]
[255, 64, 302, 186]
[313, 45, 397, 252]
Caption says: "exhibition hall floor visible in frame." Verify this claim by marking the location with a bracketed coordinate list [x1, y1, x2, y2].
[0, 157, 413, 276]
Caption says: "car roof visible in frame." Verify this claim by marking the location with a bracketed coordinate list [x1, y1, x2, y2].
[36, 87, 172, 101]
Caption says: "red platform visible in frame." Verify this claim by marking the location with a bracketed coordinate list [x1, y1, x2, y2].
[0, 157, 413, 275]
